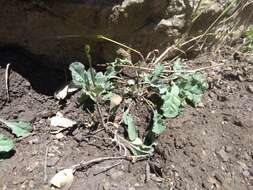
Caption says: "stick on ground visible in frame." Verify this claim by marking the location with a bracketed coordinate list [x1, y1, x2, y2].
[5, 63, 11, 101]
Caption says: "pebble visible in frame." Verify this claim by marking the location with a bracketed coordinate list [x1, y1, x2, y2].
[216, 149, 229, 162]
[247, 85, 253, 94]
[249, 178, 253, 185]
[243, 152, 250, 160]
[243, 170, 250, 177]
[249, 167, 253, 177]
[55, 133, 64, 139]
[47, 157, 60, 167]
[103, 181, 110, 190]
[225, 146, 233, 153]
[19, 110, 36, 122]
[28, 137, 40, 144]
[24, 81, 31, 88]
[214, 173, 224, 185]
[128, 187, 136, 190]
[37, 110, 54, 118]
[202, 181, 212, 190]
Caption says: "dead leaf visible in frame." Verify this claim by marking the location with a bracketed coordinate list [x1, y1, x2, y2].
[50, 112, 77, 129]
[50, 168, 74, 189]
[111, 94, 122, 106]
[55, 83, 78, 100]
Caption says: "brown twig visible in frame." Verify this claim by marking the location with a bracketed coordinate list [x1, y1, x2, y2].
[71, 154, 150, 172]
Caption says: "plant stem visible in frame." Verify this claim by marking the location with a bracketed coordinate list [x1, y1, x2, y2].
[85, 45, 107, 130]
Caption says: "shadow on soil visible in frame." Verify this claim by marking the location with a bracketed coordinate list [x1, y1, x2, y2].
[0, 45, 68, 96]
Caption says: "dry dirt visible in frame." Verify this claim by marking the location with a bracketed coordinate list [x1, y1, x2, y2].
[0, 46, 253, 190]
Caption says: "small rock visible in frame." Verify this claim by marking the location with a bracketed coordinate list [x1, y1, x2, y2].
[202, 181, 212, 190]
[47, 157, 60, 167]
[249, 167, 253, 176]
[247, 85, 253, 94]
[28, 137, 40, 144]
[128, 187, 136, 190]
[238, 75, 245, 82]
[232, 116, 244, 127]
[55, 133, 64, 139]
[214, 173, 224, 185]
[249, 178, 253, 185]
[216, 149, 229, 162]
[243, 170, 250, 177]
[37, 110, 54, 119]
[103, 181, 110, 190]
[74, 133, 83, 142]
[225, 146, 233, 153]
[243, 152, 250, 160]
[19, 110, 36, 122]
[24, 81, 31, 88]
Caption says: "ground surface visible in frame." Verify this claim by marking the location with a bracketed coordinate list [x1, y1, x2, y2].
[0, 47, 253, 190]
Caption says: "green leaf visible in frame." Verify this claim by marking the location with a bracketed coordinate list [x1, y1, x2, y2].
[153, 64, 164, 79]
[176, 72, 207, 106]
[129, 143, 154, 156]
[152, 111, 166, 134]
[123, 112, 138, 141]
[69, 62, 88, 88]
[161, 84, 182, 118]
[0, 134, 14, 152]
[0, 120, 32, 137]
[173, 59, 183, 71]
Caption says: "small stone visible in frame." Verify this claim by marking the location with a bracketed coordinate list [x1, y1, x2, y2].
[37, 110, 54, 119]
[202, 181, 212, 190]
[28, 137, 40, 144]
[19, 110, 36, 122]
[225, 146, 233, 153]
[74, 133, 83, 142]
[232, 116, 244, 127]
[128, 187, 136, 190]
[55, 133, 64, 139]
[214, 173, 224, 185]
[243, 152, 250, 160]
[103, 181, 110, 190]
[24, 81, 31, 88]
[216, 149, 229, 162]
[238, 75, 244, 82]
[247, 85, 253, 94]
[249, 178, 253, 185]
[243, 171, 250, 177]
[47, 157, 60, 167]
[249, 167, 253, 176]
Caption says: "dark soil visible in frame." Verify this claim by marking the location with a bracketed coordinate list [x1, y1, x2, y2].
[0, 47, 253, 190]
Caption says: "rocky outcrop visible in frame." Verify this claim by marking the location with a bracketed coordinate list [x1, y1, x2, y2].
[0, 0, 245, 67]
[0, 0, 193, 67]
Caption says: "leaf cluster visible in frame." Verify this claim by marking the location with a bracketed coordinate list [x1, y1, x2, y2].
[0, 119, 32, 155]
[69, 54, 207, 156]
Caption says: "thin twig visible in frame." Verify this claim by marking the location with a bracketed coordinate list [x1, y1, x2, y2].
[153, 33, 213, 65]
[5, 63, 11, 101]
[71, 154, 150, 172]
[145, 161, 151, 182]
[43, 146, 49, 183]
[93, 161, 122, 176]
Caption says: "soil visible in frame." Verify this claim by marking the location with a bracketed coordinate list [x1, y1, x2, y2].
[0, 46, 253, 190]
